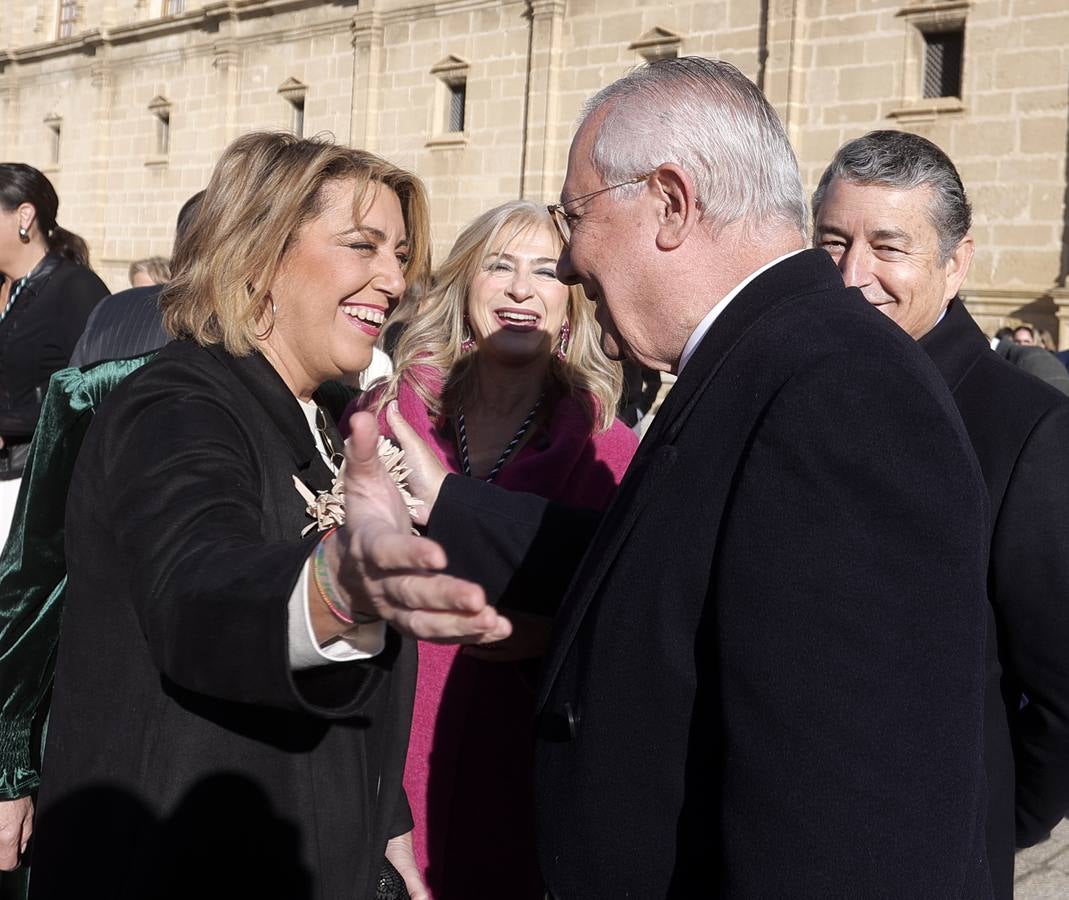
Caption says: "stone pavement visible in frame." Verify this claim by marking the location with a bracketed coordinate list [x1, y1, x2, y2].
[1016, 819, 1069, 898]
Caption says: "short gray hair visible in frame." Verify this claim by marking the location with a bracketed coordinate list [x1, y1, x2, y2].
[811, 130, 971, 262]
[579, 57, 807, 236]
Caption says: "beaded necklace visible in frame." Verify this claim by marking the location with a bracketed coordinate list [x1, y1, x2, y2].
[456, 393, 544, 483]
[0, 273, 31, 327]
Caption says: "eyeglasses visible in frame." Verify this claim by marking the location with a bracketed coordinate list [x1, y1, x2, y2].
[315, 406, 345, 473]
[547, 173, 653, 246]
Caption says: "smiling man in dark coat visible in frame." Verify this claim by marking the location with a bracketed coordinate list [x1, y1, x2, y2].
[379, 58, 994, 898]
[813, 130, 1069, 899]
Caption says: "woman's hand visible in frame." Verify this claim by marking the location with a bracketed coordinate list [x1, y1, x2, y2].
[0, 795, 33, 870]
[334, 411, 511, 645]
[385, 401, 446, 527]
[385, 830, 428, 900]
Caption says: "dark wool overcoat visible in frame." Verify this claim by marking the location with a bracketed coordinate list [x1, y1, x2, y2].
[430, 249, 995, 899]
[29, 340, 415, 900]
[921, 298, 1069, 897]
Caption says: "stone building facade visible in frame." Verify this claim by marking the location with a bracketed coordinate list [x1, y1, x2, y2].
[1, 0, 1067, 341]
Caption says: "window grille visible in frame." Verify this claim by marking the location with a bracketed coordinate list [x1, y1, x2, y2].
[290, 97, 305, 138]
[58, 0, 77, 38]
[156, 111, 170, 156]
[45, 117, 62, 165]
[447, 82, 466, 133]
[163, 0, 186, 14]
[922, 29, 964, 99]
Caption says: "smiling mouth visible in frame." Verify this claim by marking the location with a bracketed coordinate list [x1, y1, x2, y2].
[341, 304, 387, 335]
[495, 309, 541, 330]
[343, 305, 386, 324]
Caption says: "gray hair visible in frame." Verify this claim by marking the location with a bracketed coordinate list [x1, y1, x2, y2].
[579, 56, 807, 236]
[811, 130, 971, 262]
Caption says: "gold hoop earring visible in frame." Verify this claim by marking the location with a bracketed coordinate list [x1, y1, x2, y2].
[255, 294, 276, 340]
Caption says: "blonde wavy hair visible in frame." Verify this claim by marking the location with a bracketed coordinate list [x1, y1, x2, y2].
[375, 200, 623, 432]
[161, 132, 431, 356]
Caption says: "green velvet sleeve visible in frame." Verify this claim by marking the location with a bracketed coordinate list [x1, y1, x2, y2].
[0, 355, 151, 800]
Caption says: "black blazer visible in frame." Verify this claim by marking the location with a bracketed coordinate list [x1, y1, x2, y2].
[30, 340, 415, 900]
[430, 250, 993, 898]
[921, 300, 1069, 861]
[0, 255, 108, 438]
[68, 284, 170, 367]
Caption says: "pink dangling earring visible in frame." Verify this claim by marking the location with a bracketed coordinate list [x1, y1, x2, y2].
[461, 315, 475, 353]
[555, 319, 570, 361]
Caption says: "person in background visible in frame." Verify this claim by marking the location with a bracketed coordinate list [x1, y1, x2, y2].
[23, 132, 509, 900]
[351, 199, 636, 899]
[1014, 324, 1037, 346]
[0, 190, 202, 895]
[0, 164, 108, 544]
[813, 129, 1069, 897]
[128, 255, 171, 288]
[812, 129, 1069, 893]
[991, 325, 1069, 395]
[68, 192, 204, 368]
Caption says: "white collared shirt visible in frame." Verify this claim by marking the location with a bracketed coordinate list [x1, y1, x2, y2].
[677, 249, 805, 374]
[286, 397, 387, 669]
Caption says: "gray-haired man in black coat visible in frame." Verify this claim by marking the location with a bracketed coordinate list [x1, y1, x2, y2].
[814, 130, 1069, 899]
[376, 59, 995, 898]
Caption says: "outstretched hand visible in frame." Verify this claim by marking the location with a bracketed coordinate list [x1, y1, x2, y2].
[385, 401, 446, 527]
[335, 411, 510, 644]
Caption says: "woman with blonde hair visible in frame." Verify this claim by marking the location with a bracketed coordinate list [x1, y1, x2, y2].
[353, 199, 637, 898]
[128, 254, 171, 287]
[24, 132, 509, 900]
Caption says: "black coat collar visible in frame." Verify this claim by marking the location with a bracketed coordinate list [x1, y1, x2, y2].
[22, 254, 63, 294]
[917, 298, 988, 393]
[2, 253, 63, 296]
[202, 343, 342, 493]
[645, 249, 846, 447]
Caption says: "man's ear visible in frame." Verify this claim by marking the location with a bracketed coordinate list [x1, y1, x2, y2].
[942, 235, 974, 301]
[649, 164, 700, 251]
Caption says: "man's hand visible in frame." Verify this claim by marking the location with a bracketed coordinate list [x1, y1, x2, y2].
[0, 795, 33, 870]
[385, 830, 428, 900]
[385, 401, 446, 527]
[463, 610, 553, 661]
[333, 411, 511, 644]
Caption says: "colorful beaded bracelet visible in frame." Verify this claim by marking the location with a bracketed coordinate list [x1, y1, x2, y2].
[312, 529, 381, 627]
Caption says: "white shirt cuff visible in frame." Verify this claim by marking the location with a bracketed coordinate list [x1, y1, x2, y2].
[287, 560, 386, 669]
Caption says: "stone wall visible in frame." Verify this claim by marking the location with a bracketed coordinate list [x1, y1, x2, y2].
[1, 0, 1067, 341]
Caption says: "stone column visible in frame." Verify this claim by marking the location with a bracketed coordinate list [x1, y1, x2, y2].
[0, 64, 18, 160]
[762, 0, 806, 145]
[1052, 288, 1069, 349]
[521, 0, 566, 201]
[213, 13, 241, 154]
[350, 10, 384, 152]
[88, 53, 114, 263]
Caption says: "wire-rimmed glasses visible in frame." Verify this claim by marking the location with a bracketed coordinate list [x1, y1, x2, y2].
[547, 172, 653, 245]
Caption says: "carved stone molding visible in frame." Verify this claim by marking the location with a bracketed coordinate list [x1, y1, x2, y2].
[351, 10, 384, 48]
[528, 0, 567, 19]
[430, 54, 470, 85]
[213, 41, 239, 71]
[90, 61, 113, 89]
[629, 26, 683, 61]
